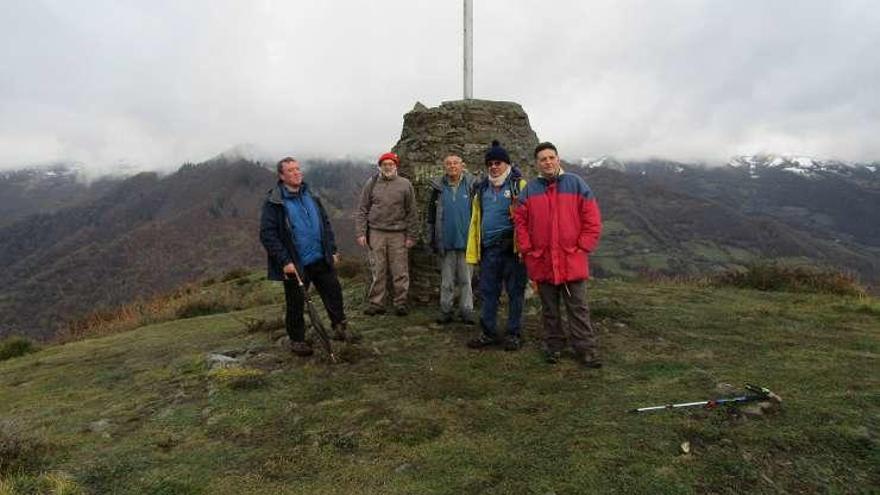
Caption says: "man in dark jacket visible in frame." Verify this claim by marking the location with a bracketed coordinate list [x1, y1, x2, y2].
[260, 157, 355, 357]
[427, 153, 476, 325]
[514, 142, 602, 367]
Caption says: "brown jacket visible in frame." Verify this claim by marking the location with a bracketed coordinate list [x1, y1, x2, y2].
[355, 173, 419, 240]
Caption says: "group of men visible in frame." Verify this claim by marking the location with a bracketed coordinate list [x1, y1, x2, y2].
[259, 140, 603, 367]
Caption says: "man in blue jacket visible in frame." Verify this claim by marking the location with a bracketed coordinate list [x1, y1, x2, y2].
[427, 153, 476, 325]
[260, 157, 355, 356]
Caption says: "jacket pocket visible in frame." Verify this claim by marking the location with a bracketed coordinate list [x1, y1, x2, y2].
[523, 248, 547, 282]
[562, 246, 587, 281]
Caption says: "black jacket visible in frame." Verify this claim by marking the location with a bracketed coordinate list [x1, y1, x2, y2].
[259, 182, 337, 281]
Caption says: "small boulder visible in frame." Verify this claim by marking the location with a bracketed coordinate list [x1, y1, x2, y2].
[206, 353, 240, 370]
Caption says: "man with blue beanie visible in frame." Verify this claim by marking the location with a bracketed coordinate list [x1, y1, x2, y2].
[465, 140, 528, 351]
[260, 157, 356, 357]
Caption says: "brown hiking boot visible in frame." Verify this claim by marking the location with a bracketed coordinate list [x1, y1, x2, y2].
[289, 340, 314, 357]
[364, 304, 386, 316]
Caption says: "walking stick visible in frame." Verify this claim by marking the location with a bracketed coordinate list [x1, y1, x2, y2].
[286, 266, 337, 363]
[629, 384, 781, 413]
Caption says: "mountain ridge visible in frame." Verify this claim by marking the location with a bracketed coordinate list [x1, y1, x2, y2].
[2, 151, 878, 340]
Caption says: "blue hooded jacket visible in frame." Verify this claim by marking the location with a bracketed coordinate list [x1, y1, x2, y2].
[259, 182, 337, 281]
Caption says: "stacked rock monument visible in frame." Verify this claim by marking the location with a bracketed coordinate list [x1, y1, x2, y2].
[388, 99, 540, 301]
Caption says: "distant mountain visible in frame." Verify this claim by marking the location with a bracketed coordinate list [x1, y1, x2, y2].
[3, 149, 877, 340]
[0, 157, 373, 340]
[0, 163, 124, 228]
[571, 155, 880, 283]
[727, 154, 879, 180]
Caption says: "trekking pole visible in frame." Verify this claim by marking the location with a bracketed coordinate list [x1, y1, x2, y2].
[629, 384, 781, 413]
[285, 266, 337, 363]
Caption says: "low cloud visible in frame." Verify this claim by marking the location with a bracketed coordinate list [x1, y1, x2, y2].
[2, 0, 878, 173]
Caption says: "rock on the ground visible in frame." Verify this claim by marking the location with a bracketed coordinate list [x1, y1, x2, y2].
[206, 353, 240, 370]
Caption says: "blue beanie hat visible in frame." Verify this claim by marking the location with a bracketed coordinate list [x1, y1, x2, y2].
[484, 140, 511, 165]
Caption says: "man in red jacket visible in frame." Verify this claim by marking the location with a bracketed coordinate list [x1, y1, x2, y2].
[514, 142, 603, 367]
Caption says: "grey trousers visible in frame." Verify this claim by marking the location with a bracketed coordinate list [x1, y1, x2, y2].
[367, 230, 409, 307]
[537, 280, 598, 358]
[439, 250, 473, 317]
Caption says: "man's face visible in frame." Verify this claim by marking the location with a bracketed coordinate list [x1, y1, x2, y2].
[444, 155, 464, 180]
[536, 148, 560, 177]
[486, 160, 509, 179]
[379, 159, 398, 175]
[279, 160, 304, 188]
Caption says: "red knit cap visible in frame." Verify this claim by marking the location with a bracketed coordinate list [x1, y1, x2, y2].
[378, 152, 400, 166]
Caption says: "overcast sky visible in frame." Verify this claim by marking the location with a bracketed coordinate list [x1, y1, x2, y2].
[2, 0, 879, 173]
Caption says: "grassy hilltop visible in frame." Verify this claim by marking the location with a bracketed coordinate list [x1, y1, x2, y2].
[1, 270, 878, 494]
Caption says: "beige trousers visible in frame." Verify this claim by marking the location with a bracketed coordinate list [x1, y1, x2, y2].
[367, 230, 409, 307]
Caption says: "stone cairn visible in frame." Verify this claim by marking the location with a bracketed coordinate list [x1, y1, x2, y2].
[389, 99, 540, 303]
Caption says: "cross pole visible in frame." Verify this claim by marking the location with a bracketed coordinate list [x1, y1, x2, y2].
[463, 0, 473, 99]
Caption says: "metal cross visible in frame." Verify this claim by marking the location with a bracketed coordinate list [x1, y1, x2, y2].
[464, 0, 473, 99]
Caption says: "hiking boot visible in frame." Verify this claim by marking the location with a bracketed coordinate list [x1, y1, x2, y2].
[364, 304, 386, 316]
[467, 333, 500, 349]
[394, 305, 409, 317]
[289, 340, 314, 357]
[504, 335, 522, 352]
[332, 322, 361, 343]
[436, 313, 454, 325]
[579, 352, 602, 369]
[460, 313, 476, 325]
[545, 350, 562, 364]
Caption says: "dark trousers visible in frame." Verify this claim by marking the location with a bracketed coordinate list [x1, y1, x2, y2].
[283, 259, 346, 342]
[479, 243, 527, 338]
[537, 280, 598, 357]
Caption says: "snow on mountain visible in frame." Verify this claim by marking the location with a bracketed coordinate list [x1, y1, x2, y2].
[573, 153, 878, 181]
[0, 162, 85, 183]
[579, 156, 625, 170]
[580, 156, 609, 168]
[726, 154, 871, 179]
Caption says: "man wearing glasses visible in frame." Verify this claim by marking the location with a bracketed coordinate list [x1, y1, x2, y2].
[465, 141, 528, 351]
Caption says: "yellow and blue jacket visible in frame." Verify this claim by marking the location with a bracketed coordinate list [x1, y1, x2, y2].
[465, 167, 527, 264]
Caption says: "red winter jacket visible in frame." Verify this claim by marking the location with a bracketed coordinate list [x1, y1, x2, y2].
[514, 172, 602, 284]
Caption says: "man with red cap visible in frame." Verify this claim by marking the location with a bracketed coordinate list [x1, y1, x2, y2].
[355, 152, 419, 316]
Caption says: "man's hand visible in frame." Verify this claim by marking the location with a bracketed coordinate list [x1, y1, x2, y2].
[357, 235, 367, 247]
[332, 253, 340, 264]
[282, 263, 296, 276]
[405, 238, 416, 249]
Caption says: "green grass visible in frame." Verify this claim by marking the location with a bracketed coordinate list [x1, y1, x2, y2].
[0, 277, 877, 494]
